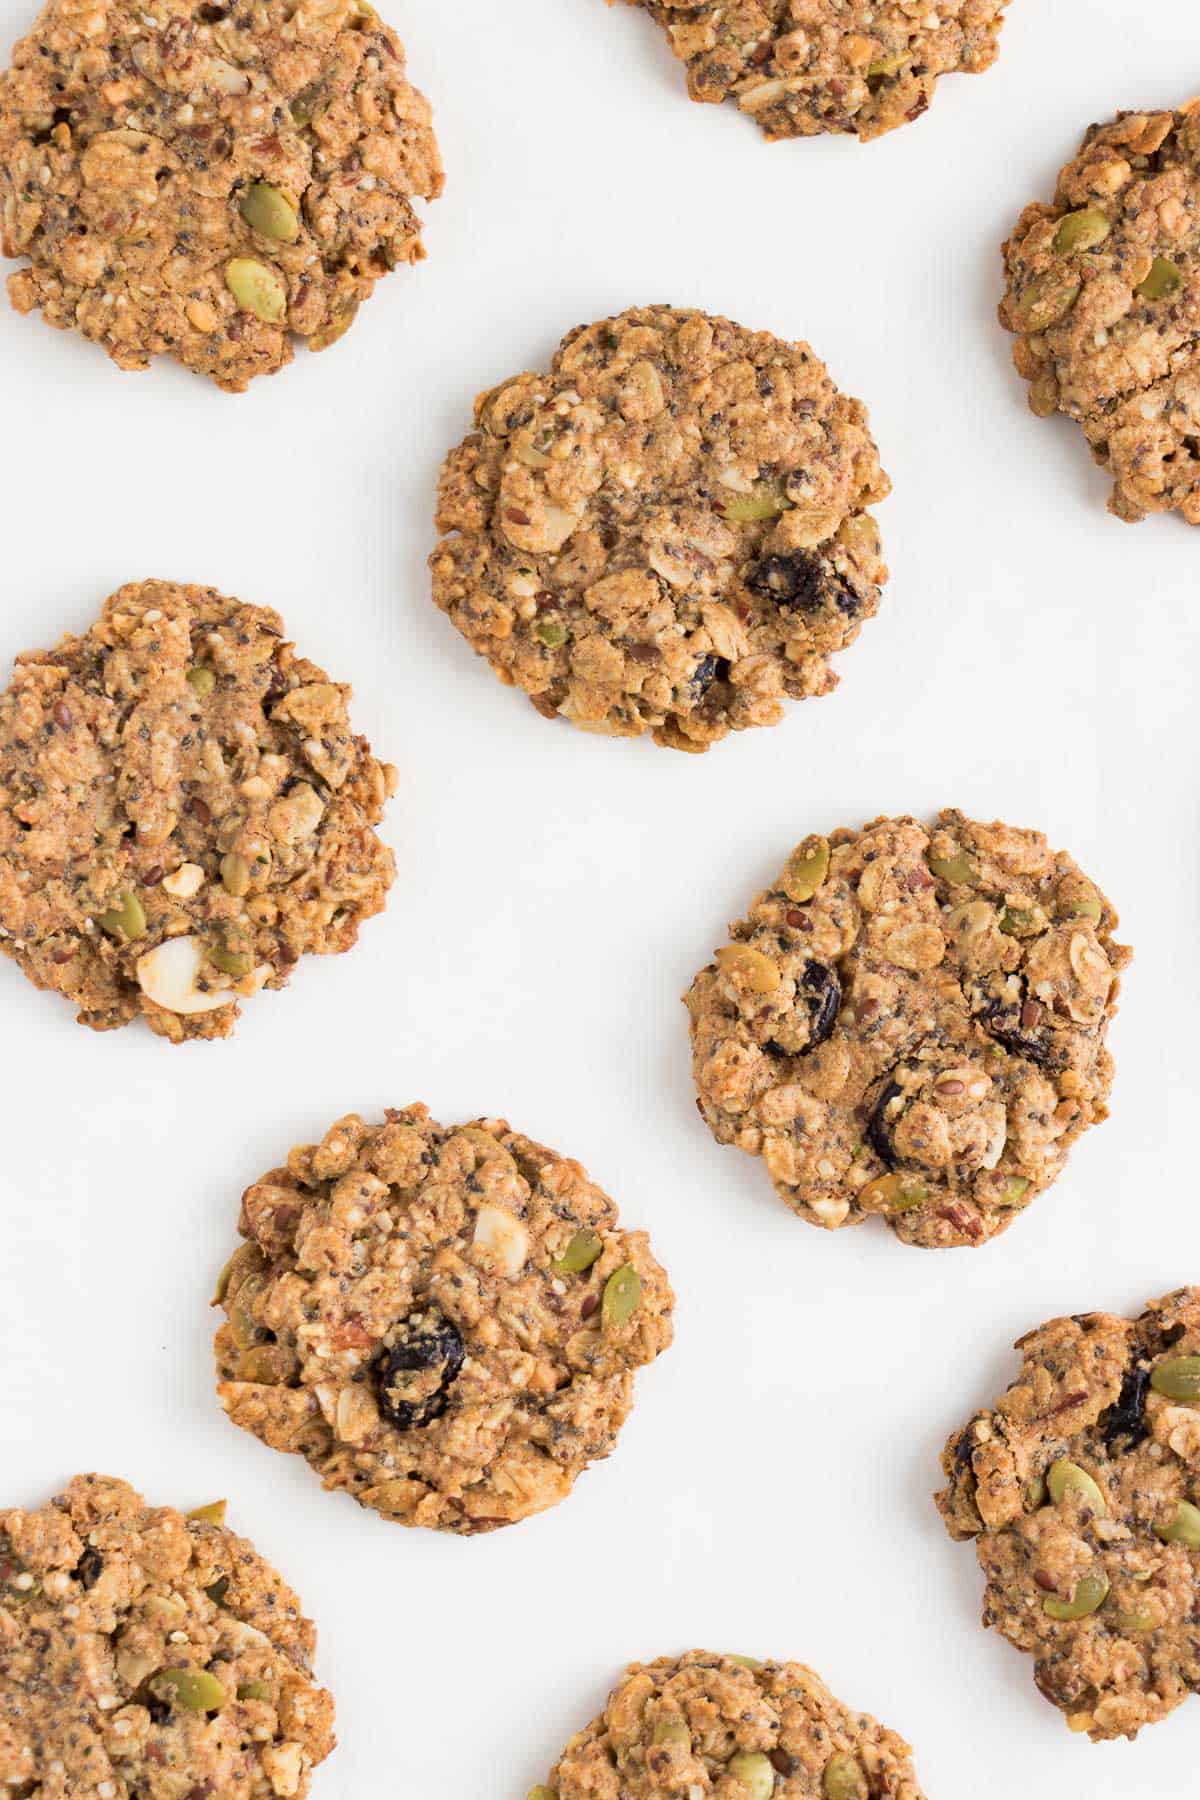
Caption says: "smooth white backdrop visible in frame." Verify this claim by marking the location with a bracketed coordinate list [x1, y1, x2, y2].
[1, 1, 1199, 1793]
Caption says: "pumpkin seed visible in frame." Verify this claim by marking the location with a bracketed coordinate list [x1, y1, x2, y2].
[239, 181, 299, 243]
[1137, 257, 1183, 301]
[225, 257, 287, 324]
[726, 1752, 774, 1800]
[602, 1264, 641, 1328]
[781, 834, 830, 903]
[824, 1752, 869, 1800]
[98, 892, 147, 940]
[1151, 1357, 1200, 1401]
[1047, 1459, 1107, 1516]
[155, 1667, 228, 1712]
[1054, 208, 1110, 254]
[1043, 1572, 1109, 1621]
[1154, 1500, 1200, 1548]
[553, 1229, 603, 1275]
[186, 1501, 227, 1526]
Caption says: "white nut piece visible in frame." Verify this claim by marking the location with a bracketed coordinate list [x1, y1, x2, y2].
[161, 862, 205, 899]
[471, 1204, 529, 1278]
[135, 935, 234, 1015]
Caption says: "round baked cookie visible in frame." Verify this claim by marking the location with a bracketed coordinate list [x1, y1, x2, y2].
[1001, 103, 1200, 523]
[528, 1649, 926, 1799]
[937, 1289, 1200, 1742]
[685, 809, 1128, 1248]
[430, 305, 889, 752]
[0, 1474, 335, 1797]
[0, 0, 442, 390]
[0, 578, 396, 1042]
[214, 1106, 675, 1534]
[617, 0, 1009, 143]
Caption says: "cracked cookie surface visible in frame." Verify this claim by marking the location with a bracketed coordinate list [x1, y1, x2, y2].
[685, 810, 1128, 1248]
[0, 0, 442, 390]
[0, 1474, 335, 1798]
[1001, 102, 1200, 523]
[532, 1649, 926, 1798]
[215, 1106, 675, 1534]
[431, 305, 889, 752]
[618, 0, 1008, 142]
[937, 1290, 1200, 1742]
[0, 578, 396, 1042]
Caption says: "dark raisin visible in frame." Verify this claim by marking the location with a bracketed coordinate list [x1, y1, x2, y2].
[1100, 1363, 1151, 1453]
[769, 1748, 799, 1775]
[865, 1078, 903, 1168]
[971, 976, 1063, 1071]
[797, 958, 840, 1048]
[75, 1547, 103, 1589]
[747, 549, 858, 617]
[373, 1312, 465, 1431]
[688, 653, 731, 701]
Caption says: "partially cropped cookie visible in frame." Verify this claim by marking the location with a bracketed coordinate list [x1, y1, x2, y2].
[215, 1107, 674, 1533]
[0, 579, 396, 1041]
[0, 1475, 335, 1797]
[618, 0, 1008, 142]
[0, 0, 442, 390]
[685, 810, 1128, 1248]
[938, 1290, 1200, 1742]
[431, 305, 889, 751]
[1001, 103, 1200, 522]
[529, 1649, 926, 1798]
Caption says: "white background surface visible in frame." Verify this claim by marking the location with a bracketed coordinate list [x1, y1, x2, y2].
[1, 0, 1199, 1793]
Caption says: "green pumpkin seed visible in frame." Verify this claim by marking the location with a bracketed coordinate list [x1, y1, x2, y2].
[602, 1265, 641, 1328]
[1047, 1459, 1107, 1516]
[715, 944, 780, 993]
[722, 478, 793, 523]
[527, 1789, 557, 1800]
[1137, 257, 1183, 301]
[728, 1655, 761, 1669]
[1155, 1500, 1200, 1548]
[186, 665, 216, 697]
[210, 943, 254, 978]
[534, 618, 568, 648]
[926, 849, 977, 886]
[220, 853, 251, 898]
[823, 1753, 869, 1800]
[1113, 1611, 1156, 1634]
[1026, 1474, 1048, 1511]
[999, 905, 1044, 938]
[187, 1501, 227, 1526]
[1065, 891, 1102, 921]
[554, 1229, 603, 1275]
[651, 1720, 691, 1748]
[309, 301, 358, 351]
[204, 1575, 230, 1606]
[859, 1172, 928, 1215]
[214, 1241, 264, 1305]
[726, 1752, 774, 1800]
[1151, 1356, 1200, 1401]
[1054, 208, 1110, 255]
[1043, 1572, 1109, 1621]
[1012, 269, 1082, 333]
[156, 1667, 228, 1712]
[239, 181, 300, 243]
[866, 52, 907, 78]
[237, 1680, 272, 1702]
[781, 834, 830, 904]
[225, 257, 287, 324]
[98, 892, 147, 941]
[998, 1175, 1031, 1208]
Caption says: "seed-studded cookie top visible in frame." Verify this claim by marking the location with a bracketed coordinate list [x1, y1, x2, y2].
[620, 0, 1008, 143]
[0, 0, 442, 389]
[1001, 104, 1200, 523]
[0, 1475, 335, 1798]
[431, 305, 889, 752]
[937, 1290, 1200, 1743]
[215, 1107, 675, 1534]
[533, 1650, 926, 1799]
[0, 579, 396, 1041]
[685, 810, 1128, 1248]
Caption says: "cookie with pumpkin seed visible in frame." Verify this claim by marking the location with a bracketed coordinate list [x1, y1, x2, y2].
[0, 0, 442, 390]
[685, 810, 1129, 1248]
[0, 1474, 335, 1797]
[529, 1649, 927, 1799]
[0, 578, 396, 1041]
[430, 304, 889, 751]
[937, 1288, 1200, 1741]
[214, 1106, 674, 1533]
[1001, 102, 1200, 522]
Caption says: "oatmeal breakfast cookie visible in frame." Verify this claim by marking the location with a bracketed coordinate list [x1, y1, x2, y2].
[1001, 102, 1200, 523]
[0, 578, 396, 1042]
[615, 0, 1008, 143]
[938, 1289, 1200, 1742]
[430, 305, 889, 752]
[0, 0, 442, 390]
[0, 1474, 335, 1797]
[685, 809, 1128, 1248]
[214, 1106, 675, 1534]
[528, 1649, 926, 1799]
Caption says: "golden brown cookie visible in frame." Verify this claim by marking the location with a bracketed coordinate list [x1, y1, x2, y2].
[0, 0, 442, 389]
[215, 1106, 675, 1534]
[0, 1475, 335, 1797]
[431, 305, 889, 752]
[0, 579, 396, 1041]
[617, 0, 1008, 142]
[685, 810, 1129, 1248]
[938, 1290, 1200, 1741]
[530, 1650, 927, 1798]
[1001, 103, 1200, 522]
